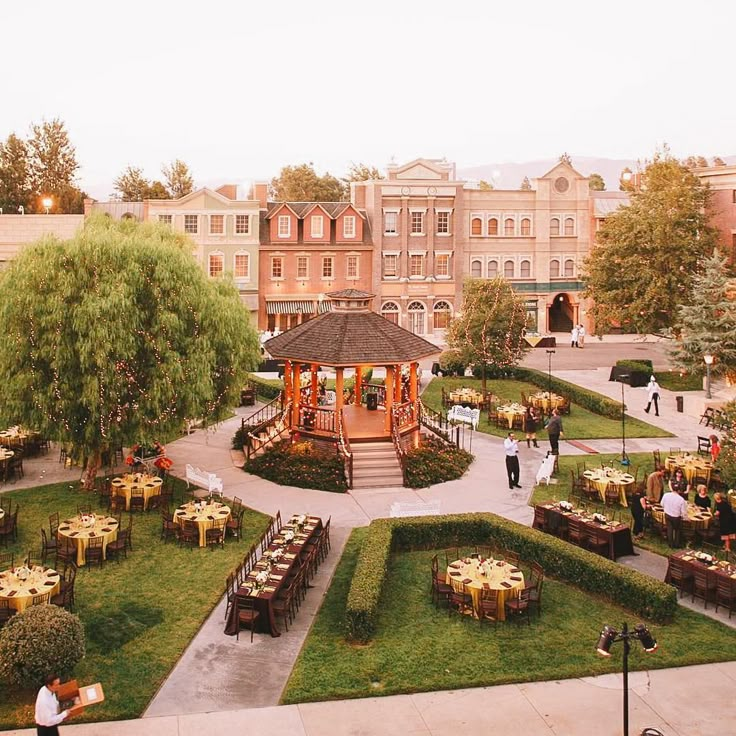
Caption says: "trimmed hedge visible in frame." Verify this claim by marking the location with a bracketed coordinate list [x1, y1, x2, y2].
[345, 513, 677, 643]
[246, 373, 283, 401]
[616, 359, 653, 374]
[513, 367, 622, 419]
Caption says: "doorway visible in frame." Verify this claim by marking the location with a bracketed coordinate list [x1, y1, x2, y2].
[548, 293, 575, 332]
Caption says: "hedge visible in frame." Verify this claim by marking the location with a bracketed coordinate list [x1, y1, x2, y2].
[345, 512, 677, 643]
[616, 359, 654, 374]
[246, 373, 283, 401]
[513, 367, 622, 419]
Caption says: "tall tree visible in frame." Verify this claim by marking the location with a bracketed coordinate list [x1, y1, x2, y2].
[478, 179, 494, 191]
[446, 278, 529, 391]
[619, 166, 634, 191]
[162, 159, 194, 199]
[147, 180, 169, 199]
[588, 173, 606, 191]
[519, 176, 532, 191]
[113, 165, 152, 201]
[344, 162, 384, 182]
[583, 152, 718, 334]
[0, 133, 31, 211]
[271, 163, 347, 201]
[683, 155, 709, 169]
[0, 214, 260, 488]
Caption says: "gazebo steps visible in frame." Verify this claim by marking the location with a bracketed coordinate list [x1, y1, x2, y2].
[351, 442, 404, 489]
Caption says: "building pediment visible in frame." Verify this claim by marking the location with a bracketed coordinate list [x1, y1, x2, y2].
[390, 158, 452, 181]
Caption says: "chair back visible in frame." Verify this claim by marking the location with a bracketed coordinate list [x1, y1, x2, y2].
[48, 512, 59, 535]
[567, 517, 583, 543]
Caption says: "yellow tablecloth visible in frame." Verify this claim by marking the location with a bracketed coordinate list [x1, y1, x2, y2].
[58, 515, 119, 566]
[0, 449, 14, 461]
[174, 501, 231, 547]
[496, 403, 526, 429]
[111, 474, 163, 511]
[449, 389, 484, 406]
[446, 557, 525, 621]
[529, 392, 565, 412]
[650, 503, 712, 530]
[583, 468, 635, 507]
[665, 455, 713, 484]
[0, 565, 60, 612]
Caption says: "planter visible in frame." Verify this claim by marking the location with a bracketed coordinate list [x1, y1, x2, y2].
[608, 366, 649, 387]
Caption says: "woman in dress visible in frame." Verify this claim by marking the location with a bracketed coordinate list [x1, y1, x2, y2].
[713, 492, 736, 552]
[524, 406, 539, 448]
[630, 484, 647, 540]
[668, 468, 690, 500]
[710, 435, 721, 464]
[693, 484, 712, 512]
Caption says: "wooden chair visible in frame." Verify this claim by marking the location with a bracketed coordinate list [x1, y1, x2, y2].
[0, 598, 16, 628]
[505, 587, 532, 625]
[205, 518, 227, 550]
[448, 580, 473, 618]
[40, 528, 57, 565]
[109, 493, 127, 514]
[235, 595, 261, 642]
[85, 536, 105, 568]
[160, 509, 179, 543]
[6, 451, 24, 481]
[652, 449, 662, 467]
[130, 488, 145, 513]
[586, 528, 610, 557]
[697, 436, 712, 456]
[106, 529, 129, 561]
[55, 538, 77, 568]
[48, 512, 60, 537]
[430, 554, 453, 607]
[223, 573, 238, 621]
[604, 486, 621, 507]
[179, 519, 199, 548]
[692, 567, 717, 608]
[699, 407, 715, 426]
[715, 575, 736, 618]
[57, 562, 78, 611]
[0, 508, 19, 546]
[32, 593, 50, 606]
[503, 549, 520, 567]
[566, 518, 584, 547]
[532, 506, 548, 533]
[272, 585, 296, 632]
[478, 586, 499, 626]
[0, 551, 14, 569]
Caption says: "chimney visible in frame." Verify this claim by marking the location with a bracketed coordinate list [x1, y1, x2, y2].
[253, 182, 269, 208]
[83, 198, 96, 217]
[216, 184, 237, 200]
[351, 182, 365, 208]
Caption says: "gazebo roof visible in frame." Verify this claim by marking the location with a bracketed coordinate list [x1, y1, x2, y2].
[264, 289, 440, 367]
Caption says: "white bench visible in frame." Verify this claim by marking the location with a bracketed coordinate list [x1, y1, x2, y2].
[535, 454, 557, 486]
[447, 405, 480, 429]
[185, 464, 223, 495]
[390, 500, 441, 518]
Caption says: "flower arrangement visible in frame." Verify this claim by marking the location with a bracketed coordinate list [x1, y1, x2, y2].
[154, 456, 173, 471]
[125, 441, 165, 466]
[283, 530, 295, 543]
[593, 512, 607, 524]
[559, 500, 573, 511]
[694, 551, 714, 563]
[79, 513, 96, 528]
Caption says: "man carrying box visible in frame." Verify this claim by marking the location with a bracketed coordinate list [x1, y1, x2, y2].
[35, 673, 74, 735]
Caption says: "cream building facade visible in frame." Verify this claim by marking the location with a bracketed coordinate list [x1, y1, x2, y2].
[0, 215, 84, 265]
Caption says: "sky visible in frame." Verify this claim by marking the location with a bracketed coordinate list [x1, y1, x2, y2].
[3, 0, 734, 198]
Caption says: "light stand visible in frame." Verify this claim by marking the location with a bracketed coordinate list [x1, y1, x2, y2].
[596, 622, 658, 736]
[545, 349, 555, 397]
[617, 374, 630, 466]
[704, 353, 713, 400]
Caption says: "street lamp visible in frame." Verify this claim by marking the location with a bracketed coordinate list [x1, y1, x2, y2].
[596, 622, 658, 736]
[617, 374, 630, 466]
[545, 349, 555, 397]
[41, 196, 53, 214]
[704, 353, 714, 400]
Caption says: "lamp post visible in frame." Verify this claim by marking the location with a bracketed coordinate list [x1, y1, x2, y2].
[618, 374, 629, 466]
[41, 197, 53, 215]
[545, 349, 555, 397]
[596, 621, 658, 736]
[704, 353, 714, 400]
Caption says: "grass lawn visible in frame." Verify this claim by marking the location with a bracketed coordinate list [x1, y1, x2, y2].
[421, 377, 672, 440]
[0, 480, 270, 730]
[656, 371, 703, 392]
[282, 527, 736, 704]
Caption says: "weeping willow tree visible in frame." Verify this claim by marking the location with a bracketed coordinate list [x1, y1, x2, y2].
[0, 214, 260, 488]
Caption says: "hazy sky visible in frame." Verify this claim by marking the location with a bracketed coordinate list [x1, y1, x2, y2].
[3, 0, 734, 198]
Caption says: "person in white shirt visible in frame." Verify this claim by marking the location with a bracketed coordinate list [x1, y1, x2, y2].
[570, 325, 579, 348]
[645, 376, 661, 416]
[35, 674, 69, 735]
[660, 489, 688, 548]
[577, 324, 586, 348]
[504, 432, 521, 490]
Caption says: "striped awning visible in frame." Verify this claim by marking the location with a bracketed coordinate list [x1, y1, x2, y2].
[317, 300, 332, 314]
[265, 300, 315, 315]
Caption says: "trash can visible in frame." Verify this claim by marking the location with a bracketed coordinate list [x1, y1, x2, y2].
[676, 395, 684, 413]
[366, 393, 378, 411]
[431, 362, 441, 376]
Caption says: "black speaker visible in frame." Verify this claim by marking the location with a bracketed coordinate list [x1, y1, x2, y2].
[366, 393, 378, 411]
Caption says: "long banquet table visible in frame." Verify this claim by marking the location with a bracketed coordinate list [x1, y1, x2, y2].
[665, 549, 736, 595]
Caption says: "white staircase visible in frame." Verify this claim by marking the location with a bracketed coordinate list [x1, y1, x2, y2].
[350, 441, 404, 490]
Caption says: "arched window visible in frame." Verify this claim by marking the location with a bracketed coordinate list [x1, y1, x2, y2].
[381, 301, 400, 325]
[550, 259, 560, 277]
[504, 218, 515, 236]
[487, 260, 498, 278]
[520, 260, 531, 278]
[407, 301, 426, 335]
[209, 252, 224, 278]
[433, 301, 452, 329]
[487, 217, 499, 235]
[471, 217, 482, 235]
[520, 218, 531, 236]
[550, 217, 560, 236]
[564, 217, 575, 236]
[471, 260, 482, 278]
[564, 259, 575, 277]
[121, 212, 136, 221]
[504, 260, 515, 278]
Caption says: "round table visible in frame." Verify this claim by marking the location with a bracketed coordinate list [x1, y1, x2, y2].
[445, 557, 525, 621]
[529, 392, 565, 412]
[650, 502, 712, 530]
[111, 473, 163, 511]
[665, 454, 713, 484]
[583, 468, 635, 506]
[58, 515, 120, 566]
[497, 403, 526, 429]
[0, 565, 60, 612]
[449, 389, 484, 407]
[174, 501, 231, 547]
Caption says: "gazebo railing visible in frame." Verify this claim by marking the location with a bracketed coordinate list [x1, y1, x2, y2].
[299, 405, 336, 435]
[240, 393, 283, 437]
[362, 382, 386, 408]
[245, 401, 291, 461]
[390, 406, 408, 485]
[419, 399, 468, 449]
[393, 400, 418, 430]
[336, 408, 353, 489]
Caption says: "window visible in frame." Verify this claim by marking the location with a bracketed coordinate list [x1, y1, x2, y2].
[520, 259, 531, 278]
[408, 301, 426, 335]
[208, 253, 224, 277]
[733, 190, 736, 204]
[550, 259, 560, 277]
[235, 214, 250, 235]
[297, 256, 309, 279]
[471, 217, 482, 235]
[234, 253, 250, 279]
[343, 215, 356, 238]
[384, 211, 398, 234]
[322, 256, 334, 279]
[564, 258, 575, 277]
[471, 260, 482, 278]
[564, 217, 575, 236]
[435, 254, 450, 277]
[433, 301, 452, 329]
[487, 260, 498, 278]
[383, 254, 398, 277]
[311, 215, 324, 238]
[158, 214, 172, 226]
[381, 301, 400, 324]
[487, 217, 499, 235]
[504, 259, 515, 278]
[436, 211, 450, 234]
[278, 215, 291, 238]
[410, 211, 424, 234]
[520, 218, 531, 236]
[209, 214, 224, 235]
[346, 255, 359, 279]
[409, 253, 424, 277]
[550, 217, 560, 236]
[184, 214, 198, 234]
[271, 256, 283, 279]
[504, 218, 515, 236]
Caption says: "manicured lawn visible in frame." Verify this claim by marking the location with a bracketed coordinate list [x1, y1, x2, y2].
[282, 527, 736, 704]
[0, 480, 270, 730]
[421, 377, 672, 439]
[656, 371, 703, 392]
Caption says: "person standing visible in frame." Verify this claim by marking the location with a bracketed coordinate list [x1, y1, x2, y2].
[35, 674, 70, 736]
[504, 432, 521, 489]
[630, 484, 647, 540]
[660, 487, 687, 548]
[710, 435, 721, 464]
[570, 325, 579, 348]
[546, 408, 563, 454]
[668, 468, 690, 500]
[524, 406, 539, 448]
[577, 323, 586, 348]
[645, 465, 665, 503]
[644, 376, 661, 416]
[714, 492, 736, 552]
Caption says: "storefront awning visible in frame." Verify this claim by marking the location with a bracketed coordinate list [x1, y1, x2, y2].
[265, 300, 315, 315]
[317, 300, 332, 314]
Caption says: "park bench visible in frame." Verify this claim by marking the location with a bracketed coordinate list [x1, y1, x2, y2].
[447, 405, 480, 430]
[185, 464, 224, 496]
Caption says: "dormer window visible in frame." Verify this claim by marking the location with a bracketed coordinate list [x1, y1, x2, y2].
[311, 215, 324, 238]
[343, 215, 356, 238]
[278, 215, 290, 238]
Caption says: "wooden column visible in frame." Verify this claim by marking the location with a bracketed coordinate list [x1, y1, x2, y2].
[310, 364, 318, 408]
[409, 362, 418, 403]
[291, 363, 301, 428]
[384, 366, 394, 432]
[354, 366, 363, 406]
[394, 365, 402, 403]
[335, 367, 344, 414]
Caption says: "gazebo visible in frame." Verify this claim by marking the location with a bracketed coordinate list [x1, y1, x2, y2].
[263, 289, 440, 446]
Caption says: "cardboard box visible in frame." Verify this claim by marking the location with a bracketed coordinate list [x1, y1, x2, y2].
[56, 680, 105, 716]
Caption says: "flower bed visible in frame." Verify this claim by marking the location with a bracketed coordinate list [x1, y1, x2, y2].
[403, 437, 473, 488]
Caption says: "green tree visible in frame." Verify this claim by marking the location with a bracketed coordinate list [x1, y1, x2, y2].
[162, 159, 194, 199]
[0, 133, 31, 212]
[683, 155, 709, 169]
[446, 278, 529, 391]
[583, 152, 718, 334]
[113, 165, 152, 201]
[619, 166, 634, 191]
[559, 152, 573, 166]
[712, 156, 727, 167]
[478, 179, 494, 191]
[519, 176, 532, 191]
[271, 162, 347, 201]
[147, 180, 169, 199]
[344, 162, 384, 182]
[0, 215, 260, 488]
[588, 173, 606, 191]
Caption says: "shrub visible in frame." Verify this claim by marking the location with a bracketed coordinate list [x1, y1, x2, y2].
[404, 437, 473, 488]
[246, 440, 347, 493]
[345, 513, 676, 643]
[231, 424, 250, 450]
[245, 373, 283, 401]
[616, 359, 654, 374]
[0, 604, 85, 688]
[438, 350, 465, 376]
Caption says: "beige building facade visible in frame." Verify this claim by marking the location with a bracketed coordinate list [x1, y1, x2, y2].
[0, 215, 84, 265]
